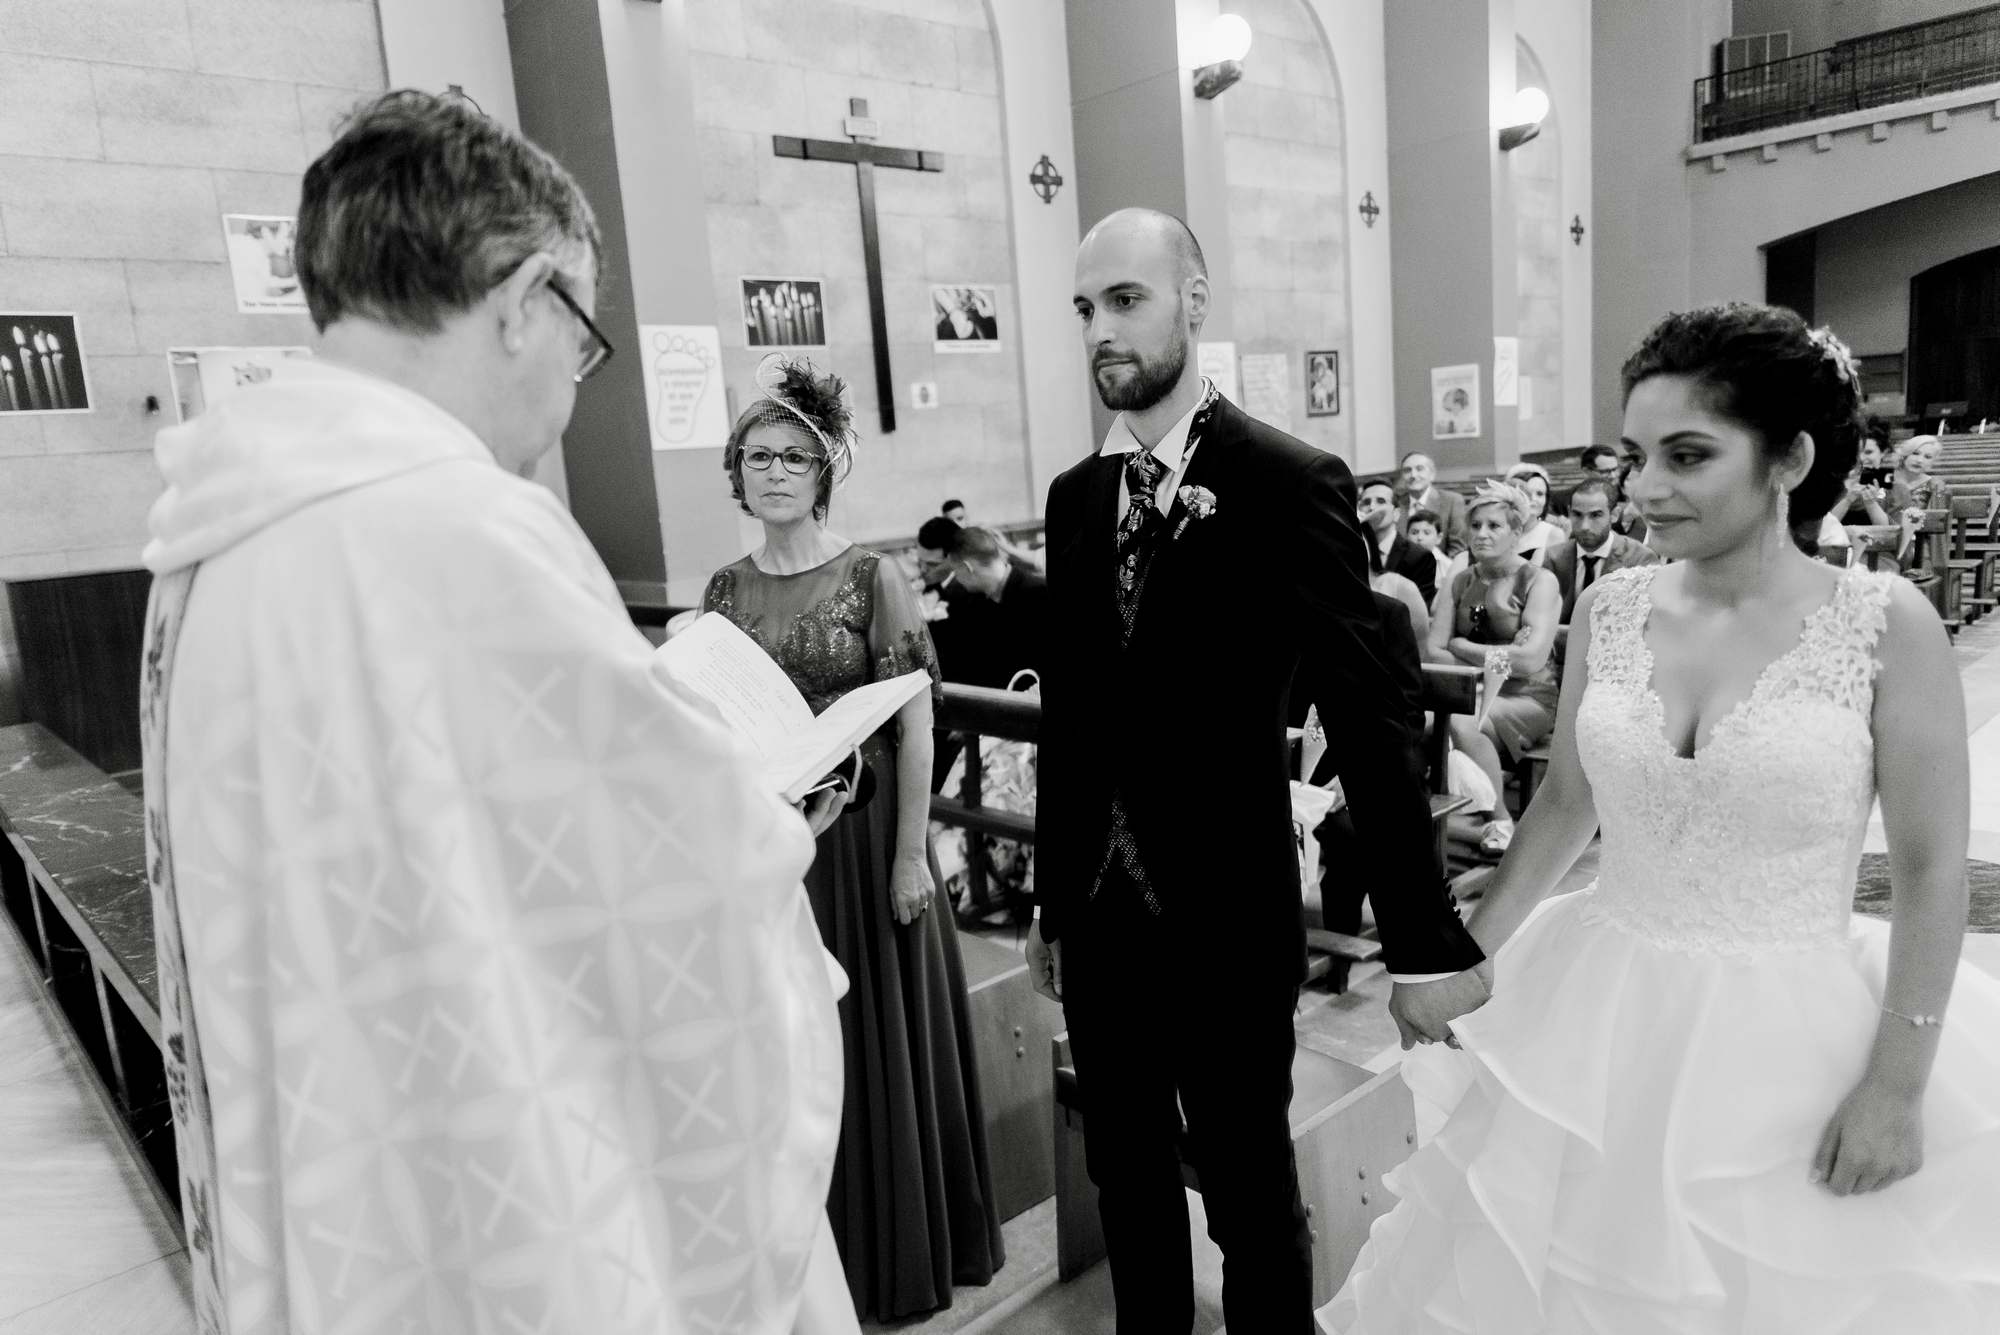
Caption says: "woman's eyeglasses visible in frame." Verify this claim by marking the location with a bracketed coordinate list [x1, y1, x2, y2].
[546, 280, 614, 383]
[740, 446, 822, 476]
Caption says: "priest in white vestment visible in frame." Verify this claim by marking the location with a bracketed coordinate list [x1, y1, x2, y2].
[140, 91, 855, 1335]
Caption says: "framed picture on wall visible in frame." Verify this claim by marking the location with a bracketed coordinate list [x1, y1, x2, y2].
[1305, 350, 1340, 417]
[1, 314, 91, 414]
[222, 215, 307, 314]
[932, 285, 1001, 352]
[1432, 363, 1482, 440]
[740, 277, 826, 348]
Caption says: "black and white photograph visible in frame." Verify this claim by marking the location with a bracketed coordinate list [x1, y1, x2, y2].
[0, 314, 91, 414]
[4, 8, 2000, 1335]
[932, 284, 1001, 351]
[222, 214, 306, 314]
[739, 276, 825, 348]
[1305, 348, 1340, 416]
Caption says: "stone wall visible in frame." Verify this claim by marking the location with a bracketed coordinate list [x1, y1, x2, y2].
[0, 0, 383, 716]
[1221, 0, 1352, 460]
[684, 0, 1031, 541]
[1513, 39, 1565, 458]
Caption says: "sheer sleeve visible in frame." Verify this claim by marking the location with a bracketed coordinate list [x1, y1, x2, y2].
[867, 552, 944, 702]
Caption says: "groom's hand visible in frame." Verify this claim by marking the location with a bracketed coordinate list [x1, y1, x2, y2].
[1027, 926, 1063, 1003]
[1389, 960, 1493, 1050]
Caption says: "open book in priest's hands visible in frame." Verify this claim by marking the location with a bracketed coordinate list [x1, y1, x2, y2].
[655, 611, 933, 803]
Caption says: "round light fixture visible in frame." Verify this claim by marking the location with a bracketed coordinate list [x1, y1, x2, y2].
[1203, 14, 1254, 65]
[1508, 86, 1550, 127]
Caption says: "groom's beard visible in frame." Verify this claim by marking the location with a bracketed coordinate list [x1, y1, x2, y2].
[1092, 322, 1189, 413]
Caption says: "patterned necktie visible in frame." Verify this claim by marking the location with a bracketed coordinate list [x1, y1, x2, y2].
[1113, 449, 1169, 645]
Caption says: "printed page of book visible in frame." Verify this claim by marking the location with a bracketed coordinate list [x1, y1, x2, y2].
[654, 612, 814, 760]
[761, 671, 933, 801]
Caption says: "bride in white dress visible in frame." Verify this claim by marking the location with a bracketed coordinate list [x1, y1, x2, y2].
[1323, 304, 2000, 1333]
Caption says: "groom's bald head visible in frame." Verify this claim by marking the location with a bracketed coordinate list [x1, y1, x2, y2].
[1078, 208, 1207, 287]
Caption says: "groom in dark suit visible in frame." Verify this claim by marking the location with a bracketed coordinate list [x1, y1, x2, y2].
[1027, 209, 1491, 1332]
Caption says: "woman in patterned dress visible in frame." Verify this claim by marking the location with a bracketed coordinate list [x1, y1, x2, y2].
[701, 361, 1003, 1320]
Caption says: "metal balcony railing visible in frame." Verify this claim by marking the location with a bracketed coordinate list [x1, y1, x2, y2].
[1694, 3, 2000, 142]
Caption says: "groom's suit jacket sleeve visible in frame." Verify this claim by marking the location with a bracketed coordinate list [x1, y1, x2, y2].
[1290, 454, 1486, 977]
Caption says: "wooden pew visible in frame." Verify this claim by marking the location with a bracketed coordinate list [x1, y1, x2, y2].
[1051, 1031, 1417, 1303]
[958, 931, 1065, 1222]
[0, 723, 175, 1210]
[1947, 493, 1998, 625]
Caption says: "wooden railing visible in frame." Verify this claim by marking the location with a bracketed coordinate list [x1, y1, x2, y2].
[931, 684, 1039, 923]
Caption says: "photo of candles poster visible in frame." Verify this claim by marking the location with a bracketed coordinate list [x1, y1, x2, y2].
[1, 315, 91, 414]
[740, 277, 826, 348]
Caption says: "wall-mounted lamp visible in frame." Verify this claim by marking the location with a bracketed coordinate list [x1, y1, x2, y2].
[1498, 86, 1549, 150]
[1193, 14, 1253, 99]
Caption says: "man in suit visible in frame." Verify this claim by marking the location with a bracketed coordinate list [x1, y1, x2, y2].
[1028, 208, 1489, 1334]
[1358, 477, 1439, 608]
[1396, 450, 1469, 555]
[1543, 477, 1661, 623]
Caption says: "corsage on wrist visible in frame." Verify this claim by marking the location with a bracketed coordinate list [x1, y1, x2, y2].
[1483, 646, 1512, 677]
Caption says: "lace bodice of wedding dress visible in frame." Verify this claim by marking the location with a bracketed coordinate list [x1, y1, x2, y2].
[1573, 564, 1896, 958]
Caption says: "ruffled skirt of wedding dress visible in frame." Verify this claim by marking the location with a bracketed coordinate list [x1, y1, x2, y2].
[1318, 890, 2000, 1334]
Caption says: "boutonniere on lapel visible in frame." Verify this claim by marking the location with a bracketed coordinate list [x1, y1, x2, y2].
[1173, 485, 1218, 540]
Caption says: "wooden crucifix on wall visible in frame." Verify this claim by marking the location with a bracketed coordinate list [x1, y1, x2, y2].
[774, 98, 944, 433]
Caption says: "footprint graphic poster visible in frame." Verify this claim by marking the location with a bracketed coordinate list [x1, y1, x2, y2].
[640, 325, 727, 451]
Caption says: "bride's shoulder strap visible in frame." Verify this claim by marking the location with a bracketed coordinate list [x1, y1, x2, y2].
[1824, 568, 1898, 709]
[1582, 564, 1659, 688]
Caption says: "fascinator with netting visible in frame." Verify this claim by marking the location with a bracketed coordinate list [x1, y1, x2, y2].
[727, 354, 856, 489]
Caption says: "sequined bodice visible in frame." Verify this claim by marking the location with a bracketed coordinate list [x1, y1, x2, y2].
[1573, 565, 1896, 958]
[702, 547, 940, 718]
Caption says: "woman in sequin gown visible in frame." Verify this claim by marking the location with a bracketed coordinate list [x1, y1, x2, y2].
[702, 364, 1003, 1320]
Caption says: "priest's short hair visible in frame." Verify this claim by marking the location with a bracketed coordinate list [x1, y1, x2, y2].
[295, 90, 602, 334]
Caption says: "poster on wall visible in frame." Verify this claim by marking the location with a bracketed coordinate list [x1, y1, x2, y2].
[1431, 363, 1481, 440]
[639, 325, 727, 451]
[222, 215, 307, 314]
[932, 285, 1001, 351]
[1238, 352, 1291, 432]
[1305, 350, 1340, 417]
[167, 346, 313, 422]
[1493, 335, 1519, 407]
[1197, 340, 1238, 402]
[740, 277, 826, 348]
[1, 314, 91, 414]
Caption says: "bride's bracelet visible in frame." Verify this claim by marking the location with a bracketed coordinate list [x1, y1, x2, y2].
[1881, 1005, 1944, 1029]
[1483, 646, 1512, 677]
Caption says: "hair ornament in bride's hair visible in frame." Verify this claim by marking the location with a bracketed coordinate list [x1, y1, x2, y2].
[754, 353, 856, 489]
[1806, 325, 1860, 388]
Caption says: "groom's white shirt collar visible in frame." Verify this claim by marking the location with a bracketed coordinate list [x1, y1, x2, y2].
[1101, 378, 1214, 522]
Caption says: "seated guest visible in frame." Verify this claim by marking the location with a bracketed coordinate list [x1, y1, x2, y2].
[1830, 465, 1892, 525]
[947, 524, 1049, 683]
[1404, 507, 1450, 586]
[1396, 450, 1469, 555]
[1856, 430, 1892, 489]
[1427, 482, 1561, 854]
[1503, 461, 1569, 563]
[1358, 478, 1438, 607]
[1542, 478, 1660, 623]
[1579, 441, 1649, 543]
[1886, 434, 1950, 514]
[703, 360, 1004, 1320]
[916, 515, 1002, 690]
[140, 91, 858, 1334]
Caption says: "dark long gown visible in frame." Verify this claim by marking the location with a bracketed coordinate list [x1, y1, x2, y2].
[702, 545, 1005, 1319]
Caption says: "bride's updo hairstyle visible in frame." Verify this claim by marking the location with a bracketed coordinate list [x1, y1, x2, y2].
[723, 357, 855, 521]
[1619, 303, 1864, 524]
